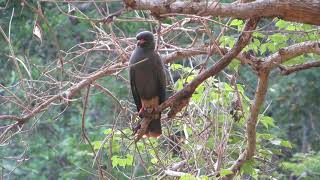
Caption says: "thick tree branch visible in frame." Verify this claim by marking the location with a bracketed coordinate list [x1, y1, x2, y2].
[223, 70, 270, 180]
[123, 0, 320, 25]
[262, 41, 320, 70]
[280, 60, 320, 75]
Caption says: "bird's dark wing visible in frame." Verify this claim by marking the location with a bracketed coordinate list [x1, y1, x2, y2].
[129, 68, 142, 112]
[156, 54, 166, 104]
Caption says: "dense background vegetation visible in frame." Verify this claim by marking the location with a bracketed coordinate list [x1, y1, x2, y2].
[1, 1, 319, 179]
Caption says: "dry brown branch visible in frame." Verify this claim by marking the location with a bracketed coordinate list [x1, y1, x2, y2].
[158, 18, 260, 117]
[123, 0, 320, 25]
[0, 38, 254, 123]
[0, 62, 127, 122]
[92, 82, 123, 109]
[280, 60, 320, 75]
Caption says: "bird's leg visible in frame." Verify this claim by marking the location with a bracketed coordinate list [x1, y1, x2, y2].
[133, 105, 149, 136]
[138, 105, 154, 118]
[132, 123, 141, 135]
[138, 106, 147, 116]
[139, 107, 159, 119]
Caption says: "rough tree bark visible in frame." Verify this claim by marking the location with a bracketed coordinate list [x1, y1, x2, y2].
[123, 0, 320, 25]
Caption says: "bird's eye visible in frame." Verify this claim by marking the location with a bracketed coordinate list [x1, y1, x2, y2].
[137, 38, 146, 46]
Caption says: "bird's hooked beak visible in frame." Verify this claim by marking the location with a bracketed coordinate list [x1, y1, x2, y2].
[137, 39, 145, 46]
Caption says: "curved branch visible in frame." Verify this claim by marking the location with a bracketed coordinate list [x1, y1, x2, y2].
[262, 41, 320, 70]
[223, 70, 270, 180]
[123, 0, 320, 25]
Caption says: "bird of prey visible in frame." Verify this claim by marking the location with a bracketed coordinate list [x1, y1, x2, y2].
[129, 31, 166, 137]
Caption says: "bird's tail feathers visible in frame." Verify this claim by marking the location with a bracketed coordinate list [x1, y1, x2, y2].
[147, 114, 162, 137]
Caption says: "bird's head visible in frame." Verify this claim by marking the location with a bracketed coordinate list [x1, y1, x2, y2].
[136, 31, 155, 50]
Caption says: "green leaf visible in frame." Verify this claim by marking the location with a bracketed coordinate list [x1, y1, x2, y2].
[151, 158, 158, 164]
[286, 25, 296, 31]
[275, 20, 290, 29]
[180, 174, 197, 180]
[260, 44, 267, 54]
[240, 159, 255, 175]
[283, 55, 306, 66]
[126, 154, 134, 165]
[280, 140, 293, 148]
[92, 141, 101, 150]
[220, 169, 233, 177]
[111, 155, 119, 168]
[258, 149, 273, 157]
[200, 175, 209, 180]
[104, 128, 113, 135]
[111, 154, 134, 168]
[228, 59, 241, 71]
[230, 19, 244, 26]
[253, 32, 264, 38]
[257, 133, 274, 140]
[171, 63, 183, 71]
[220, 36, 236, 48]
[260, 116, 275, 129]
[268, 33, 288, 43]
